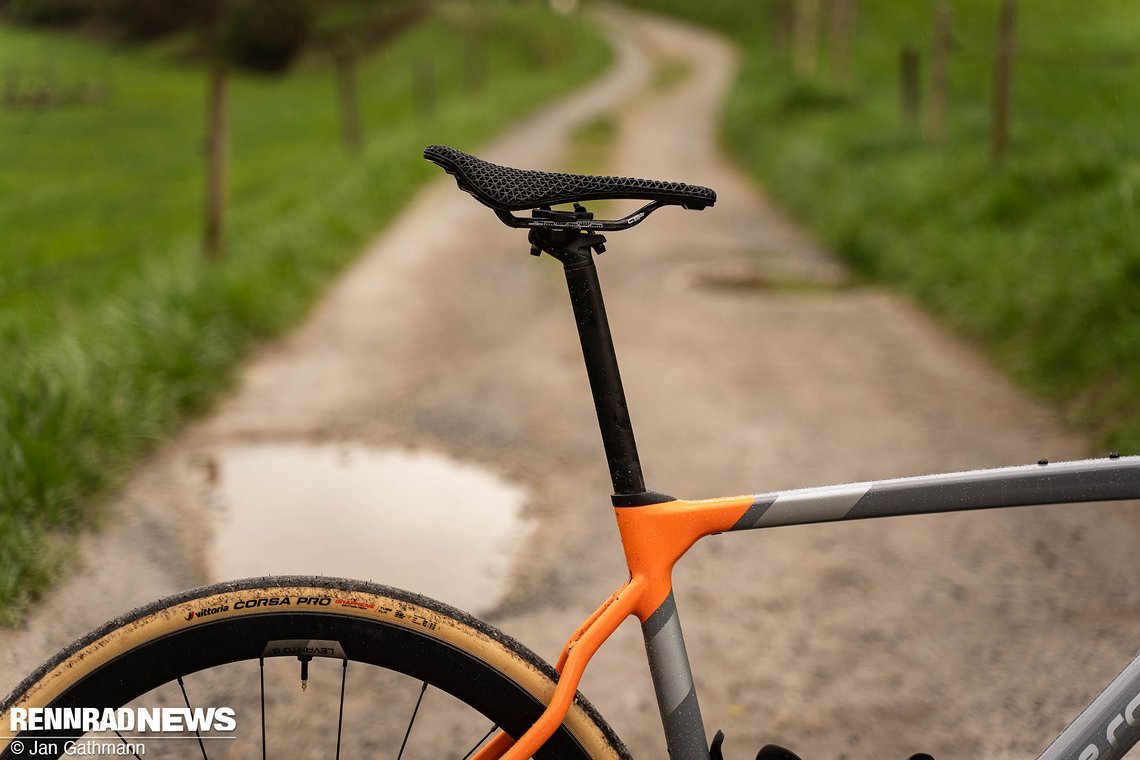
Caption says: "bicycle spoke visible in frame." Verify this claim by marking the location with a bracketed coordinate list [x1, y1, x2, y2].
[176, 676, 209, 760]
[112, 730, 142, 760]
[259, 657, 267, 760]
[461, 724, 499, 760]
[395, 681, 429, 760]
[335, 659, 348, 760]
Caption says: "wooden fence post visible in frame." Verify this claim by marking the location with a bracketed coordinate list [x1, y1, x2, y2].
[927, 2, 951, 143]
[772, 0, 794, 61]
[413, 57, 435, 123]
[333, 39, 363, 154]
[3, 68, 17, 108]
[991, 0, 1017, 163]
[900, 44, 920, 126]
[793, 0, 821, 78]
[201, 0, 230, 260]
[828, 0, 855, 87]
[203, 62, 228, 259]
[465, 32, 484, 93]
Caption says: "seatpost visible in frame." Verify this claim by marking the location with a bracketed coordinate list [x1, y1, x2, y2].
[529, 224, 646, 496]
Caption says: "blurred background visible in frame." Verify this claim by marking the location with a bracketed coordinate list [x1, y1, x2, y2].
[1, 1, 1139, 755]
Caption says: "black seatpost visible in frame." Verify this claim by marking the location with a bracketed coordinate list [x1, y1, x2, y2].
[529, 223, 646, 496]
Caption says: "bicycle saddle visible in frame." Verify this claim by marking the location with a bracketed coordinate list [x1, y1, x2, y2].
[424, 144, 716, 232]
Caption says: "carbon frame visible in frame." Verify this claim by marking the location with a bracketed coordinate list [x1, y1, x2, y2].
[473, 456, 1140, 760]
[469, 219, 1140, 760]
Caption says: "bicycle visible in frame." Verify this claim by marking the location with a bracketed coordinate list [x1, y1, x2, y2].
[1, 145, 1138, 760]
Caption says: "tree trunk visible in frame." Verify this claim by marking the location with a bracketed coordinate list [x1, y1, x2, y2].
[991, 0, 1017, 164]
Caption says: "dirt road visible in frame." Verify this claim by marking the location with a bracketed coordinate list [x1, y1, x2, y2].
[4, 7, 1138, 759]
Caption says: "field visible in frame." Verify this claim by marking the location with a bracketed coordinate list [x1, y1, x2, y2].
[0, 4, 609, 620]
[621, 0, 1140, 454]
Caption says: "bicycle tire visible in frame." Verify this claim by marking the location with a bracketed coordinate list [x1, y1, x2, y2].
[0, 577, 630, 759]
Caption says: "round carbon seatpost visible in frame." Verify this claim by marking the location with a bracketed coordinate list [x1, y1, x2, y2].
[562, 253, 646, 496]
[527, 222, 646, 496]
[549, 247, 647, 496]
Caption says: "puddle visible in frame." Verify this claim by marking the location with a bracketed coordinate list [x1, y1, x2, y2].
[191, 443, 528, 613]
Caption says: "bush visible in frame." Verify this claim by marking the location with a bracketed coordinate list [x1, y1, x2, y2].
[7, 0, 200, 40]
[223, 0, 314, 73]
[5, 0, 316, 75]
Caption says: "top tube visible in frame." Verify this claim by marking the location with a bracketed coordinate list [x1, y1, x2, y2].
[727, 455, 1140, 531]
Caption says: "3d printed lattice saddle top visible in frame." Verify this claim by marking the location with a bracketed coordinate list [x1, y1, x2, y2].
[423, 145, 716, 212]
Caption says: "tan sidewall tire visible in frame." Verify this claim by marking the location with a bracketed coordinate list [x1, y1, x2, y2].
[0, 578, 627, 759]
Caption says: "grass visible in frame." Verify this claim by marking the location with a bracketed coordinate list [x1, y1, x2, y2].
[0, 4, 610, 622]
[619, 0, 1140, 454]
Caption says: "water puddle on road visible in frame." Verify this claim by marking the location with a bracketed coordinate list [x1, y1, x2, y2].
[190, 443, 528, 613]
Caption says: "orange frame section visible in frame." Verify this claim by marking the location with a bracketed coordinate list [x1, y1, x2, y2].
[472, 494, 755, 760]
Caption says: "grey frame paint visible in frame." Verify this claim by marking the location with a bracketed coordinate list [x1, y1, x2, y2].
[643, 455, 1140, 759]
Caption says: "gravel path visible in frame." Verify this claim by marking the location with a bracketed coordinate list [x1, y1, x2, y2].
[3, 7, 1138, 759]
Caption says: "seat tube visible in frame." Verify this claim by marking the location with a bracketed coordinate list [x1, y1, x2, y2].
[642, 591, 709, 758]
[561, 254, 646, 495]
[548, 234, 707, 753]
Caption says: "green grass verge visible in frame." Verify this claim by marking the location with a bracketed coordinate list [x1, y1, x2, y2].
[0, 5, 609, 621]
[620, 0, 1140, 453]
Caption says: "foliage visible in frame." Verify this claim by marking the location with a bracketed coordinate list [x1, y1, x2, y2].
[4, 0, 94, 27]
[103, 0, 196, 40]
[4, 0, 316, 73]
[222, 0, 314, 73]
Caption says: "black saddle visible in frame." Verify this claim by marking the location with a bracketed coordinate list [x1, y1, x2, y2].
[424, 144, 716, 232]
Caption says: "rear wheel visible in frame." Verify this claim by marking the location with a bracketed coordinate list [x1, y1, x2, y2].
[0, 577, 629, 759]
